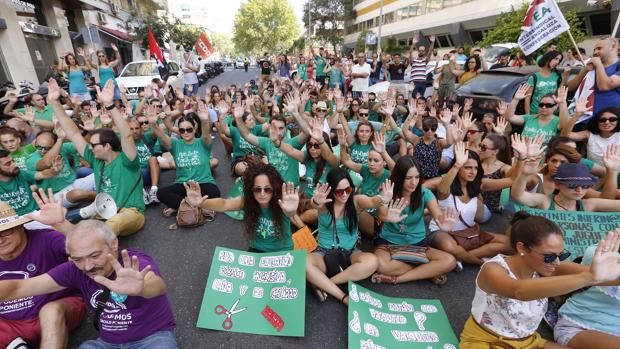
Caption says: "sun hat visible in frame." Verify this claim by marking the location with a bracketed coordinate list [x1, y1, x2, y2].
[0, 201, 31, 232]
[552, 163, 597, 187]
[316, 101, 328, 111]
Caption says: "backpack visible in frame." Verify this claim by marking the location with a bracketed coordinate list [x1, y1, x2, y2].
[176, 198, 206, 228]
[529, 70, 562, 99]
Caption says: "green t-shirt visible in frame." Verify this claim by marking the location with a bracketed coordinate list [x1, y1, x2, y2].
[0, 171, 37, 215]
[349, 142, 371, 164]
[16, 105, 54, 123]
[251, 207, 293, 252]
[25, 143, 77, 193]
[297, 63, 308, 80]
[168, 138, 215, 185]
[83, 146, 145, 212]
[134, 138, 153, 169]
[230, 125, 262, 158]
[317, 211, 358, 250]
[143, 131, 163, 155]
[257, 136, 303, 185]
[315, 56, 326, 77]
[11, 145, 36, 171]
[521, 114, 559, 145]
[359, 164, 390, 197]
[303, 156, 332, 197]
[527, 71, 561, 114]
[380, 187, 435, 245]
[581, 158, 594, 171]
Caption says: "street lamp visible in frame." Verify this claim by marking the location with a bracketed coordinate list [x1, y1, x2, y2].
[377, 0, 383, 52]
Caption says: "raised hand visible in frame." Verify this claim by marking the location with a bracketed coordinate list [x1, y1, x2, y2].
[513, 83, 530, 101]
[590, 229, 620, 283]
[451, 103, 461, 118]
[381, 99, 396, 116]
[311, 183, 332, 206]
[47, 78, 61, 102]
[17, 106, 35, 123]
[554, 85, 568, 104]
[382, 198, 409, 223]
[278, 182, 299, 215]
[96, 80, 115, 105]
[453, 142, 468, 168]
[511, 133, 528, 159]
[308, 118, 324, 142]
[407, 97, 417, 112]
[183, 180, 207, 208]
[110, 42, 118, 52]
[76, 47, 85, 57]
[496, 100, 508, 116]
[527, 133, 547, 159]
[439, 108, 453, 125]
[371, 131, 386, 153]
[232, 101, 245, 119]
[459, 112, 474, 130]
[436, 206, 458, 232]
[378, 179, 394, 205]
[93, 250, 152, 296]
[50, 155, 64, 174]
[493, 116, 508, 134]
[603, 144, 620, 172]
[24, 188, 67, 226]
[336, 125, 347, 148]
[196, 100, 211, 121]
[99, 110, 112, 126]
[574, 98, 591, 115]
[335, 97, 346, 113]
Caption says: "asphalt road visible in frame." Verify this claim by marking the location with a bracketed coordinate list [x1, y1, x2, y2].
[67, 67, 551, 348]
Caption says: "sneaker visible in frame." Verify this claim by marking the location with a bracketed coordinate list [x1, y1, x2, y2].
[148, 188, 159, 204]
[143, 188, 151, 205]
[454, 261, 464, 273]
[7, 337, 30, 349]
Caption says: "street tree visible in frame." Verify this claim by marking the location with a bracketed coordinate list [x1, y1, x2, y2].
[210, 32, 238, 58]
[303, 0, 351, 51]
[477, 4, 585, 54]
[169, 21, 203, 52]
[233, 0, 300, 54]
[132, 14, 173, 48]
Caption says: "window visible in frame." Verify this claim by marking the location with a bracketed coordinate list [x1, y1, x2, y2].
[590, 13, 611, 36]
[398, 39, 408, 46]
[468, 30, 487, 43]
[365, 18, 374, 28]
[435, 35, 454, 48]
[383, 12, 395, 24]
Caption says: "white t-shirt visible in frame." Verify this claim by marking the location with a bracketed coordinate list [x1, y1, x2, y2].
[351, 63, 371, 92]
[180, 56, 199, 85]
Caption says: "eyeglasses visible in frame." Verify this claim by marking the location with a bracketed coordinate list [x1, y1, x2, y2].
[139, 121, 149, 126]
[317, 109, 327, 113]
[565, 183, 593, 190]
[36, 145, 52, 151]
[598, 117, 618, 124]
[359, 112, 369, 116]
[308, 143, 321, 149]
[179, 127, 194, 134]
[479, 144, 495, 152]
[333, 186, 353, 197]
[252, 186, 273, 194]
[90, 142, 104, 148]
[529, 248, 571, 264]
[423, 126, 438, 132]
[538, 102, 557, 108]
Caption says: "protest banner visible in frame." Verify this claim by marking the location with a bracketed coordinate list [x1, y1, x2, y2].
[521, 207, 620, 257]
[195, 32, 215, 59]
[197, 246, 306, 336]
[518, 0, 570, 56]
[348, 282, 458, 349]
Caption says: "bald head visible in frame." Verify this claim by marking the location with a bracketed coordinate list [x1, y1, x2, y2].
[594, 37, 619, 63]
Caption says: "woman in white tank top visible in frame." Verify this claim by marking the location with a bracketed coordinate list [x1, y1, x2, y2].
[562, 107, 620, 168]
[460, 213, 620, 348]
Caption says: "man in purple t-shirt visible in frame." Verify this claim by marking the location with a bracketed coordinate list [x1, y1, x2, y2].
[0, 200, 85, 349]
[0, 199, 177, 349]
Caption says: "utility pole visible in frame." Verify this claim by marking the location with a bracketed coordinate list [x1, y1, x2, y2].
[377, 0, 384, 53]
[307, 2, 311, 54]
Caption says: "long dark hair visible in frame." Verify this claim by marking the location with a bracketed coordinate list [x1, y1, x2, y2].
[325, 168, 357, 234]
[484, 133, 511, 164]
[306, 132, 332, 189]
[450, 150, 483, 198]
[179, 112, 202, 138]
[242, 163, 285, 241]
[354, 121, 375, 144]
[390, 156, 423, 212]
[587, 107, 620, 135]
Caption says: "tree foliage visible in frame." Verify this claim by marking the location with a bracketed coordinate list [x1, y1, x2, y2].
[132, 14, 173, 48]
[169, 21, 202, 52]
[303, 0, 347, 50]
[210, 32, 238, 58]
[233, 0, 300, 54]
[477, 4, 585, 54]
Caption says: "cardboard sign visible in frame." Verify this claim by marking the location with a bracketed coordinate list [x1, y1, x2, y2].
[197, 247, 306, 336]
[348, 282, 458, 349]
[195, 32, 215, 59]
[521, 207, 620, 257]
[292, 226, 317, 252]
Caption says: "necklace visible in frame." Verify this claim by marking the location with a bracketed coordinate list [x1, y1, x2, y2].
[553, 197, 572, 211]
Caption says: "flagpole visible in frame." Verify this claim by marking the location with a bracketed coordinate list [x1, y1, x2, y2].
[566, 30, 585, 63]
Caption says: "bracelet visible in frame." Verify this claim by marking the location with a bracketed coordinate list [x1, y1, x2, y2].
[105, 104, 115, 111]
[517, 156, 528, 161]
[311, 197, 319, 206]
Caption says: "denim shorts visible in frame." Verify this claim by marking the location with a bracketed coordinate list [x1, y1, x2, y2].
[314, 246, 360, 256]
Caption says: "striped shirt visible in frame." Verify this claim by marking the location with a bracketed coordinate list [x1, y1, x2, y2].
[410, 58, 427, 82]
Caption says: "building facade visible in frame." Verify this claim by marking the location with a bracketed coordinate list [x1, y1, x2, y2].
[345, 0, 619, 53]
[0, 0, 163, 87]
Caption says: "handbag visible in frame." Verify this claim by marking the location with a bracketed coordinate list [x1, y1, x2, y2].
[323, 219, 352, 278]
[448, 196, 494, 251]
[380, 244, 429, 265]
[176, 198, 206, 228]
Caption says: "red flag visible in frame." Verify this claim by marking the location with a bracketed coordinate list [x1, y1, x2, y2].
[194, 32, 215, 59]
[148, 28, 169, 81]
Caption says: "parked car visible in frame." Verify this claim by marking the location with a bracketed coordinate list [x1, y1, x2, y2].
[455, 65, 581, 117]
[115, 60, 184, 100]
[235, 59, 245, 69]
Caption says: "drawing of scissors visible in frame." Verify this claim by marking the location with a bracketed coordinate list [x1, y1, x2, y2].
[214, 299, 247, 329]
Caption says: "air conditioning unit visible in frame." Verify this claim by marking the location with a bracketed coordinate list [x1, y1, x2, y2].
[110, 4, 119, 14]
[97, 11, 107, 24]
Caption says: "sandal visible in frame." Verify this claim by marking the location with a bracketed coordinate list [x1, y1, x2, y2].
[202, 209, 216, 222]
[431, 274, 448, 287]
[162, 208, 177, 217]
[371, 273, 398, 285]
[312, 287, 328, 303]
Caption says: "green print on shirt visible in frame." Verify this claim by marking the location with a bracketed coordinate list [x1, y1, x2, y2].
[135, 141, 152, 168]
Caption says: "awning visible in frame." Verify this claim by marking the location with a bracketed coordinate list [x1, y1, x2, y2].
[96, 25, 133, 43]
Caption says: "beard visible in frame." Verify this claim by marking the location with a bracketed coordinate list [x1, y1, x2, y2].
[0, 167, 19, 177]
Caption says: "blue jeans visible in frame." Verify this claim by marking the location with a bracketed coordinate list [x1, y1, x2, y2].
[76, 166, 94, 178]
[141, 167, 152, 188]
[183, 83, 198, 96]
[411, 81, 427, 98]
[77, 330, 178, 349]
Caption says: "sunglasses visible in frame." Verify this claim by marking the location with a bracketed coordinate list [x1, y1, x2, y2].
[153, 105, 162, 108]
[530, 248, 571, 264]
[479, 144, 495, 151]
[36, 145, 52, 151]
[423, 126, 438, 132]
[139, 121, 149, 126]
[179, 127, 194, 134]
[467, 129, 483, 134]
[565, 183, 593, 190]
[252, 186, 273, 194]
[90, 142, 104, 148]
[359, 112, 369, 116]
[538, 102, 557, 108]
[317, 109, 327, 112]
[598, 117, 618, 124]
[308, 143, 321, 149]
[333, 186, 353, 197]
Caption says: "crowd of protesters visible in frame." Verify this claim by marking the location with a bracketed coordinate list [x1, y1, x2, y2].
[0, 35, 618, 349]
